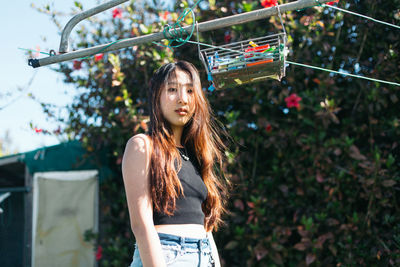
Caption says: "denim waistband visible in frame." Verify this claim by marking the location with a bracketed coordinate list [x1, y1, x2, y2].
[157, 232, 210, 252]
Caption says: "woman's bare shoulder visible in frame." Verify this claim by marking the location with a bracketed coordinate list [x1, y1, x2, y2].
[126, 133, 151, 151]
[123, 133, 152, 164]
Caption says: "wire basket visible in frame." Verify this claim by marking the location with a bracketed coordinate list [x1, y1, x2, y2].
[199, 33, 287, 89]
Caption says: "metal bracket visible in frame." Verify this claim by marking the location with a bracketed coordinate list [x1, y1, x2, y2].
[28, 0, 333, 68]
[59, 0, 129, 53]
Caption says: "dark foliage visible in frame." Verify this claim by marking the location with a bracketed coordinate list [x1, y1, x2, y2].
[35, 0, 400, 266]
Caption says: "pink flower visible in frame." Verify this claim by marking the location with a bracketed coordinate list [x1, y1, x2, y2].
[327, 0, 339, 5]
[34, 127, 43, 133]
[261, 0, 278, 8]
[96, 246, 103, 261]
[35, 45, 41, 58]
[285, 93, 302, 109]
[112, 8, 123, 19]
[94, 53, 104, 62]
[73, 60, 82, 70]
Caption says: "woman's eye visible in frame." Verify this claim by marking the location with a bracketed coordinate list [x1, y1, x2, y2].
[168, 88, 177, 92]
[187, 89, 194, 94]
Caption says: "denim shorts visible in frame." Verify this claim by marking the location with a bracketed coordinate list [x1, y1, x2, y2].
[130, 232, 215, 267]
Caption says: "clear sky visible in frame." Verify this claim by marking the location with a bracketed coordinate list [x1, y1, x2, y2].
[0, 1, 99, 154]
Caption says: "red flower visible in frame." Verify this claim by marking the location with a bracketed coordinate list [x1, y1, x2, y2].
[224, 31, 232, 43]
[94, 53, 104, 62]
[159, 11, 170, 21]
[261, 0, 278, 8]
[265, 124, 272, 133]
[96, 246, 103, 261]
[34, 127, 42, 133]
[53, 127, 61, 135]
[73, 60, 82, 70]
[285, 93, 302, 109]
[112, 7, 123, 19]
[326, 0, 339, 5]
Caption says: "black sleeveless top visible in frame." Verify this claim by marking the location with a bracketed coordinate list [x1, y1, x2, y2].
[153, 147, 208, 225]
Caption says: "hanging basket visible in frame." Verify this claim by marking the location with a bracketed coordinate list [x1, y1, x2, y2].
[199, 33, 288, 89]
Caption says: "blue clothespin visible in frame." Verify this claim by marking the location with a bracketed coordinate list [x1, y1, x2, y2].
[208, 84, 215, 92]
[208, 56, 214, 67]
[207, 73, 213, 82]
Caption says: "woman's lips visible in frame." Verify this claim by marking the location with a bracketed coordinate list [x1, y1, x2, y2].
[175, 108, 188, 115]
[175, 110, 188, 116]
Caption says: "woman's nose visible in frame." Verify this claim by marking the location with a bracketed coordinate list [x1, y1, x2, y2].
[178, 89, 188, 104]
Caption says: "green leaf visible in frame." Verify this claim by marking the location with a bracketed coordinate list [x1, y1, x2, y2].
[382, 180, 397, 187]
[152, 50, 161, 61]
[74, 1, 83, 10]
[122, 89, 129, 99]
[139, 24, 150, 34]
[242, 2, 254, 12]
[108, 53, 120, 69]
[386, 154, 395, 168]
[225, 110, 240, 123]
[224, 241, 239, 250]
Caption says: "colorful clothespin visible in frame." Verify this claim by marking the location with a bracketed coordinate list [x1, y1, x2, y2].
[263, 46, 276, 53]
[245, 44, 271, 58]
[249, 41, 258, 47]
[208, 56, 214, 68]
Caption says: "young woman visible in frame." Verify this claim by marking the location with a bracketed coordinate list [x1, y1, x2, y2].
[122, 61, 228, 267]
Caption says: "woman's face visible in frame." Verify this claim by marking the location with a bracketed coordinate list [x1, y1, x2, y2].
[160, 68, 196, 131]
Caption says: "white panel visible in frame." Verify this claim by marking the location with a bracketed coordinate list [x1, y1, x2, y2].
[32, 170, 98, 267]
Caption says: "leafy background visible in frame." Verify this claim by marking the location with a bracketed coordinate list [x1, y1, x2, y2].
[33, 0, 400, 266]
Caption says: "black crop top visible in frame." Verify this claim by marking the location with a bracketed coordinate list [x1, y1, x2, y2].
[153, 147, 208, 225]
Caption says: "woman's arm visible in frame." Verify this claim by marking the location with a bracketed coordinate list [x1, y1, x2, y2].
[122, 134, 166, 267]
[207, 231, 221, 267]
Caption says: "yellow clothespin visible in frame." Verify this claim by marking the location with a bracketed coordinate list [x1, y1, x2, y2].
[249, 41, 258, 47]
[234, 78, 243, 85]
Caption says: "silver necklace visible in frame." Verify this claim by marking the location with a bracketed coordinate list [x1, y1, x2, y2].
[178, 147, 189, 161]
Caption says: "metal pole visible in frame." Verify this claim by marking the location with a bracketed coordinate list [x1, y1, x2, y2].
[28, 0, 332, 68]
[0, 187, 31, 193]
[59, 0, 129, 53]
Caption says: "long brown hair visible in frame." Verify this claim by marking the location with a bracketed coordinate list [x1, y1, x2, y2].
[148, 61, 229, 232]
